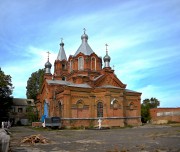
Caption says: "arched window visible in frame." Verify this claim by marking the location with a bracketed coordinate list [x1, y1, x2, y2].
[78, 56, 84, 70]
[129, 102, 134, 110]
[70, 59, 73, 72]
[113, 101, 119, 109]
[62, 76, 66, 81]
[97, 102, 103, 117]
[77, 100, 84, 109]
[62, 63, 66, 70]
[91, 57, 96, 71]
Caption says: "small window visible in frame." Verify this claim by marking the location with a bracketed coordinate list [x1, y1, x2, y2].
[77, 100, 84, 109]
[62, 64, 66, 70]
[11, 107, 15, 112]
[27, 100, 31, 104]
[18, 108, 23, 113]
[113, 101, 119, 109]
[129, 102, 134, 110]
[91, 57, 96, 71]
[62, 76, 66, 81]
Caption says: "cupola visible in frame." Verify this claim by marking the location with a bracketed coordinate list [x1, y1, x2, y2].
[45, 51, 52, 74]
[74, 28, 94, 56]
[81, 32, 88, 42]
[103, 44, 111, 68]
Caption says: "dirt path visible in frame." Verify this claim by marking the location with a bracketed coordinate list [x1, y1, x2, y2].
[9, 124, 180, 152]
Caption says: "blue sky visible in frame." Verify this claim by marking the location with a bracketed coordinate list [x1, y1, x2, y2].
[0, 0, 179, 107]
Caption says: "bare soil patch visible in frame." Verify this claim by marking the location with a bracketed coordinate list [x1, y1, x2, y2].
[9, 124, 180, 152]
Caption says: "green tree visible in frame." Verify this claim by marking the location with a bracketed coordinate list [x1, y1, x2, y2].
[26, 69, 44, 100]
[0, 68, 14, 120]
[141, 97, 160, 123]
[26, 105, 38, 123]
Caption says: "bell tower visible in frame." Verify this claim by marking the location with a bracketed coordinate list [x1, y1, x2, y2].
[54, 39, 68, 80]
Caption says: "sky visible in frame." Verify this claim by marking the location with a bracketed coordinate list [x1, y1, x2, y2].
[0, 0, 180, 107]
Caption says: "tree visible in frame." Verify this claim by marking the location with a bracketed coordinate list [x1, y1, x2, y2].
[26, 105, 38, 123]
[141, 97, 160, 123]
[0, 68, 14, 120]
[26, 69, 44, 100]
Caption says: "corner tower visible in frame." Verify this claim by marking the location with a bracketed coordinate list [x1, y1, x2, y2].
[54, 39, 68, 80]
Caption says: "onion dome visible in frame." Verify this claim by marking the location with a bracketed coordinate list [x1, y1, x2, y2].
[81, 32, 88, 42]
[45, 51, 52, 74]
[103, 44, 111, 68]
[103, 51, 111, 62]
[74, 28, 94, 56]
[45, 60, 52, 68]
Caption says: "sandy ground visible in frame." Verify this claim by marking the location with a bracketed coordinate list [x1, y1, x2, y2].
[9, 124, 180, 152]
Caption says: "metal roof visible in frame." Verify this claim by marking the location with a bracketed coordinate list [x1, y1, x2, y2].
[69, 83, 91, 88]
[13, 98, 35, 106]
[125, 89, 141, 93]
[47, 80, 72, 85]
[97, 85, 121, 89]
[57, 41, 67, 61]
[46, 79, 91, 88]
[74, 32, 94, 56]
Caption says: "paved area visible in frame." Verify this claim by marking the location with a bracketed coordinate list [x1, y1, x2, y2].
[9, 124, 180, 152]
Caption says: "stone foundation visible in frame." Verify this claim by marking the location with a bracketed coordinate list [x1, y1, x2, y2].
[61, 117, 141, 128]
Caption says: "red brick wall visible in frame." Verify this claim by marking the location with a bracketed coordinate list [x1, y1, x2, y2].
[37, 47, 142, 128]
[150, 108, 180, 124]
[32, 122, 42, 127]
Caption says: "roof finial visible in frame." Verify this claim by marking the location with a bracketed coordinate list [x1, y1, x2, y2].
[103, 44, 111, 68]
[45, 51, 52, 74]
[60, 38, 64, 47]
[83, 28, 86, 34]
[105, 43, 108, 54]
[47, 51, 50, 61]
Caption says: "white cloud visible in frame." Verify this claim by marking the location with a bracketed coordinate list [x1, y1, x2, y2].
[137, 85, 161, 101]
[137, 85, 180, 107]
[0, 0, 180, 108]
[2, 45, 57, 98]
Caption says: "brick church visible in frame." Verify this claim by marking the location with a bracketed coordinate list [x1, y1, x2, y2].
[36, 30, 142, 128]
